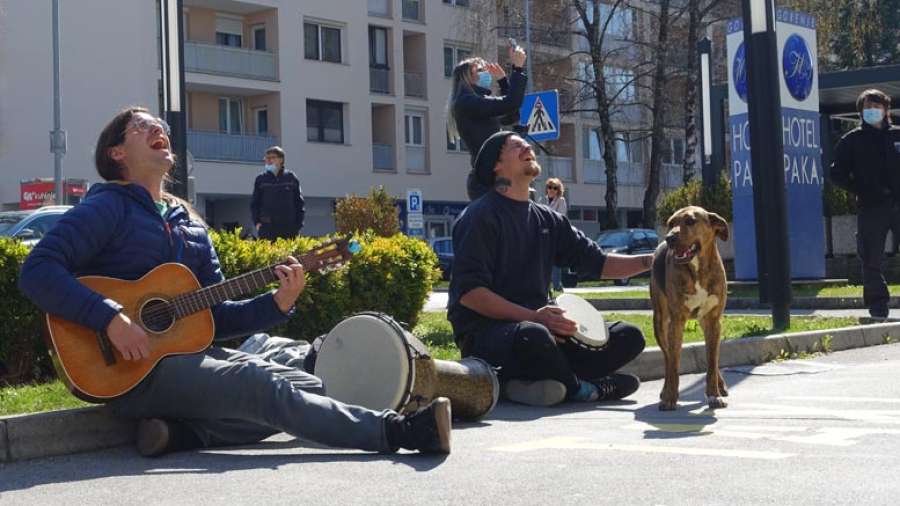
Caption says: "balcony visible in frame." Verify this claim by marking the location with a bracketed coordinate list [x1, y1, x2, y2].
[617, 161, 645, 186]
[662, 163, 684, 188]
[368, 0, 391, 17]
[406, 145, 427, 173]
[370, 67, 391, 94]
[373, 143, 395, 171]
[539, 156, 574, 182]
[184, 41, 277, 81]
[404, 72, 426, 99]
[584, 159, 605, 183]
[187, 130, 278, 163]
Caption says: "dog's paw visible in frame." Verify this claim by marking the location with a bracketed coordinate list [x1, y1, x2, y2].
[658, 401, 678, 411]
[707, 396, 728, 409]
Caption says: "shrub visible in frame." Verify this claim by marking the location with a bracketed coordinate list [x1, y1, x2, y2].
[0, 238, 52, 385]
[657, 172, 734, 224]
[823, 183, 857, 217]
[334, 185, 400, 237]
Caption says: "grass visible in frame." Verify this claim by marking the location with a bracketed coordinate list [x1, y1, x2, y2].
[0, 311, 862, 417]
[0, 381, 89, 417]
[577, 283, 900, 300]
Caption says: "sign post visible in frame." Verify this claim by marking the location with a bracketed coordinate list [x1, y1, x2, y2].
[406, 189, 424, 239]
[518, 90, 560, 142]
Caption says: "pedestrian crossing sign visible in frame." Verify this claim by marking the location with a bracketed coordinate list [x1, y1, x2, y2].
[519, 90, 560, 142]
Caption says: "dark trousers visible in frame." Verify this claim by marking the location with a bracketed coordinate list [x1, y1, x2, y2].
[461, 320, 646, 396]
[258, 223, 300, 241]
[857, 201, 900, 316]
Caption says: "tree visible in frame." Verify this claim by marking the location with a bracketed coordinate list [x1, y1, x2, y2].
[334, 186, 400, 237]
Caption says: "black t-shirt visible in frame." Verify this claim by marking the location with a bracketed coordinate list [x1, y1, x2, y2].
[448, 190, 606, 338]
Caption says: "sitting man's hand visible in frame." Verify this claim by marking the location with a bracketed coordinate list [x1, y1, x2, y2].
[534, 305, 577, 342]
[273, 256, 306, 314]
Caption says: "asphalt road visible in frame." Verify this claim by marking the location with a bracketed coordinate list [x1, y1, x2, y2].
[3, 344, 900, 505]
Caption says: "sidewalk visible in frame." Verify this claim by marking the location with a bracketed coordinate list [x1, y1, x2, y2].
[4, 317, 900, 463]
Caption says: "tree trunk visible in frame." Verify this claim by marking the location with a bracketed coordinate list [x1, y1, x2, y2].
[642, 0, 672, 229]
[681, 0, 700, 185]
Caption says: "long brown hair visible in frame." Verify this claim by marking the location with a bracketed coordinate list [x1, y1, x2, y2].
[95, 106, 206, 225]
[446, 56, 486, 142]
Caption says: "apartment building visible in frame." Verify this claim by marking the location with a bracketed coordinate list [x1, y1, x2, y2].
[0, 0, 680, 238]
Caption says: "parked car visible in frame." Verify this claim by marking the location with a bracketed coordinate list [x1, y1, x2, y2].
[561, 228, 660, 287]
[429, 236, 454, 280]
[0, 206, 72, 246]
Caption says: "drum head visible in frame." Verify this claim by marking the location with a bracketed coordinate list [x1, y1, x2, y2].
[556, 293, 608, 347]
[314, 314, 411, 411]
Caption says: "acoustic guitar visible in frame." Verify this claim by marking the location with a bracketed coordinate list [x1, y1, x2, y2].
[45, 237, 359, 403]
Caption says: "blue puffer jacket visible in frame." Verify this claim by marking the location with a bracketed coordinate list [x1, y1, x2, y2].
[19, 182, 288, 340]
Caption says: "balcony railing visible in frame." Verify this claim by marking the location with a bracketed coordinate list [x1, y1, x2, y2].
[187, 130, 278, 162]
[370, 67, 391, 94]
[402, 0, 421, 21]
[404, 71, 426, 98]
[584, 159, 605, 183]
[373, 143, 395, 171]
[406, 145, 427, 173]
[184, 41, 277, 81]
[662, 163, 684, 188]
[539, 156, 574, 182]
[368, 0, 390, 17]
[618, 161, 645, 186]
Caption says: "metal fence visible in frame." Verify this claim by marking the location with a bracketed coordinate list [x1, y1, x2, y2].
[404, 71, 426, 98]
[373, 143, 395, 171]
[184, 41, 277, 81]
[370, 67, 390, 94]
[406, 145, 427, 173]
[187, 130, 278, 163]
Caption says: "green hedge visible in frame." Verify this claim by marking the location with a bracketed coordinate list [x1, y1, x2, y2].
[1, 232, 439, 386]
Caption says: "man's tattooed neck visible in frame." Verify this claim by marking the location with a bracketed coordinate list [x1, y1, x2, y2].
[494, 177, 511, 193]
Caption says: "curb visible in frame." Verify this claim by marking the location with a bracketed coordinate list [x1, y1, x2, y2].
[588, 296, 899, 311]
[3, 322, 900, 463]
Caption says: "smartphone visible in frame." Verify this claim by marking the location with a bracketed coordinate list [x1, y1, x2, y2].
[507, 37, 518, 49]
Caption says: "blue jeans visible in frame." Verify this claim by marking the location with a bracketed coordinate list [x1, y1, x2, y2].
[109, 346, 392, 451]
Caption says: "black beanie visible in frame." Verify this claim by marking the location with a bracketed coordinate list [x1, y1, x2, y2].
[473, 131, 516, 187]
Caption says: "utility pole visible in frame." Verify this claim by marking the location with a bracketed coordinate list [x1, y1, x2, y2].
[50, 0, 66, 205]
[524, 0, 533, 92]
[159, 0, 188, 199]
[740, 0, 791, 329]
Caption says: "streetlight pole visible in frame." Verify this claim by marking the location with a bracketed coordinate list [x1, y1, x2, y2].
[523, 0, 533, 93]
[697, 36, 713, 186]
[50, 0, 66, 205]
[740, 0, 791, 329]
[159, 0, 188, 199]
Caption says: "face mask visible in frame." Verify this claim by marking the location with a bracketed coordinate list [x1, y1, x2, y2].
[265, 163, 277, 173]
[477, 71, 492, 89]
[862, 108, 884, 126]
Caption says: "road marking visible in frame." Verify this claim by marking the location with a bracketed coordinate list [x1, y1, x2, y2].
[778, 396, 900, 404]
[490, 436, 793, 460]
[687, 403, 900, 425]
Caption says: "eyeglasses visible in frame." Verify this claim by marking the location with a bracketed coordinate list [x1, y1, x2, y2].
[546, 185, 559, 190]
[124, 116, 171, 136]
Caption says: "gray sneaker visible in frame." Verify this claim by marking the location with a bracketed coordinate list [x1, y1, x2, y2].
[504, 379, 567, 406]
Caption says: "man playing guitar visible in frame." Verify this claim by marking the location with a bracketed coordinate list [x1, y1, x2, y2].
[19, 107, 450, 457]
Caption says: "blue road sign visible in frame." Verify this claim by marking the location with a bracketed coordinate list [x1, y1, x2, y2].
[519, 90, 560, 142]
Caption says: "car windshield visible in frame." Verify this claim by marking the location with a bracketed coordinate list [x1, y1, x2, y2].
[0, 212, 29, 235]
[598, 231, 630, 248]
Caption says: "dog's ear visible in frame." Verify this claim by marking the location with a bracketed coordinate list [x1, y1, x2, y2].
[666, 212, 678, 229]
[708, 212, 729, 241]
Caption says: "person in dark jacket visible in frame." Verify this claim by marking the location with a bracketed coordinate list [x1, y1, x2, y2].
[449, 131, 650, 407]
[447, 45, 527, 200]
[251, 146, 305, 240]
[831, 89, 900, 318]
[18, 107, 451, 457]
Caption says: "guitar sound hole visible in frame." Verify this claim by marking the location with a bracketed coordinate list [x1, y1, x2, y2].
[141, 298, 175, 333]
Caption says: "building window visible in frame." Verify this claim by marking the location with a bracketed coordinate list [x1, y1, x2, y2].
[447, 126, 468, 152]
[567, 208, 582, 221]
[405, 112, 425, 146]
[442, 0, 469, 6]
[443, 44, 472, 77]
[215, 16, 243, 48]
[307, 99, 344, 143]
[255, 108, 269, 136]
[604, 66, 636, 102]
[218, 97, 242, 134]
[581, 2, 633, 39]
[615, 132, 643, 164]
[304, 21, 342, 63]
[369, 26, 389, 67]
[402, 0, 422, 21]
[662, 136, 685, 165]
[252, 24, 266, 51]
[583, 127, 603, 160]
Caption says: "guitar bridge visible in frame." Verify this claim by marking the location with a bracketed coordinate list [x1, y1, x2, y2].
[96, 331, 117, 366]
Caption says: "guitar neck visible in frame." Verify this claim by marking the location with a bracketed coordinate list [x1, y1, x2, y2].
[172, 255, 314, 318]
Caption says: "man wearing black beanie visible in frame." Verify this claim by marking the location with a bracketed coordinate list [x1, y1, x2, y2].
[448, 132, 653, 406]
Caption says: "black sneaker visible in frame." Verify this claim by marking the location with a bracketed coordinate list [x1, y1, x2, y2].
[870, 307, 889, 319]
[388, 397, 452, 454]
[136, 418, 202, 458]
[591, 373, 640, 401]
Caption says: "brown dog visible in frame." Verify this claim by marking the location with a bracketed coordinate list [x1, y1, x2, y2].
[650, 206, 729, 411]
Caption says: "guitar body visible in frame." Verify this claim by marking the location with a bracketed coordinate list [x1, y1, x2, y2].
[46, 263, 215, 403]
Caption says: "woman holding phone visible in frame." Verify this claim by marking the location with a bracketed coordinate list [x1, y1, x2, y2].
[447, 43, 528, 200]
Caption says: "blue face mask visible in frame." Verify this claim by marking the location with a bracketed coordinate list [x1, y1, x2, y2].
[863, 108, 885, 126]
[477, 71, 492, 89]
[265, 163, 277, 173]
